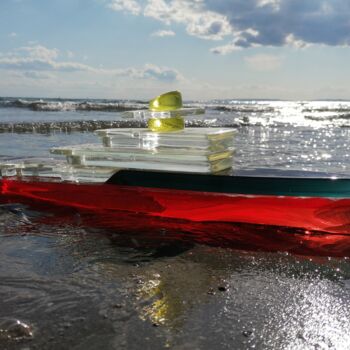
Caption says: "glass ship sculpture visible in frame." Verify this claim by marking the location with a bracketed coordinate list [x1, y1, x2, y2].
[2, 91, 350, 257]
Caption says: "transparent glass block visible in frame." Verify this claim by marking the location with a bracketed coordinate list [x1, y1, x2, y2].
[0, 165, 18, 177]
[0, 158, 67, 179]
[51, 144, 233, 161]
[1, 127, 235, 181]
[65, 155, 232, 173]
[122, 108, 205, 120]
[65, 166, 117, 183]
[0, 158, 118, 183]
[96, 128, 235, 151]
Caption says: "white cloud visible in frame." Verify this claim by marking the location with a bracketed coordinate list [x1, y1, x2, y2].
[16, 45, 59, 60]
[0, 44, 182, 83]
[9, 32, 17, 38]
[22, 71, 54, 80]
[0, 45, 98, 73]
[144, 0, 232, 40]
[206, 0, 350, 48]
[285, 33, 311, 49]
[211, 28, 260, 54]
[151, 30, 176, 37]
[211, 42, 241, 55]
[244, 54, 283, 71]
[108, 0, 232, 41]
[115, 63, 182, 82]
[107, 0, 350, 53]
[108, 0, 142, 15]
[257, 0, 281, 11]
[0, 56, 95, 73]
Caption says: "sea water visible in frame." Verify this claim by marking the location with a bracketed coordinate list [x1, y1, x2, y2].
[1, 98, 350, 349]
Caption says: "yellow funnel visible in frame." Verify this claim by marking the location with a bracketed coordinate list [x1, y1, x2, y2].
[149, 91, 182, 112]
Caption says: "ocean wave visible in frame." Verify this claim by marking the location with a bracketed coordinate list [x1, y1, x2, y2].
[0, 98, 147, 112]
[3, 97, 350, 116]
[0, 119, 236, 133]
[208, 105, 275, 113]
[302, 108, 350, 113]
[305, 113, 350, 121]
[2, 114, 350, 133]
[0, 97, 294, 114]
[0, 120, 143, 133]
[2, 97, 350, 129]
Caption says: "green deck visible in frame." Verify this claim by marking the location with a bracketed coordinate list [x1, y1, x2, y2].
[107, 170, 350, 198]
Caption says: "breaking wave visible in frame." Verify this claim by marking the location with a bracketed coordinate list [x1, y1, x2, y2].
[305, 113, 350, 121]
[2, 97, 350, 130]
[2, 97, 350, 115]
[0, 98, 147, 112]
[0, 119, 227, 133]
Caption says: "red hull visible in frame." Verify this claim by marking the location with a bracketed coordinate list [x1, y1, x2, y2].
[1, 178, 350, 256]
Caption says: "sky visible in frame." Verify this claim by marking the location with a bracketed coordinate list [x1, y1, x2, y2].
[1, 0, 350, 100]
